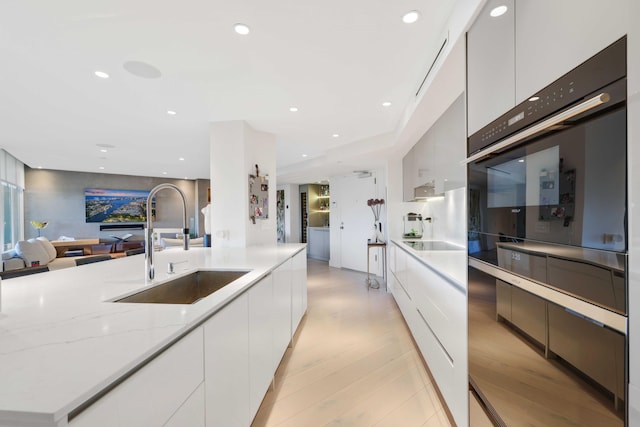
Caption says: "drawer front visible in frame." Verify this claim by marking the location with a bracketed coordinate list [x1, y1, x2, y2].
[70, 327, 204, 427]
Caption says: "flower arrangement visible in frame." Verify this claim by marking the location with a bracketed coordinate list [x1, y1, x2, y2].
[367, 198, 385, 221]
[367, 199, 385, 243]
[31, 220, 48, 237]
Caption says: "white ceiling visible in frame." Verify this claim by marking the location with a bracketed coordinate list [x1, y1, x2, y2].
[0, 1, 457, 184]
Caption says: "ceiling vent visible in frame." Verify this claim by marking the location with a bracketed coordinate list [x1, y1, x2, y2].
[415, 34, 448, 97]
[353, 170, 372, 178]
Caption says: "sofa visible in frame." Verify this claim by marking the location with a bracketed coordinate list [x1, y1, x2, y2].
[1, 237, 82, 273]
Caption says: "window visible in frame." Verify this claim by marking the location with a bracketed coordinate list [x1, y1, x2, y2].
[2, 182, 23, 250]
[1, 150, 25, 250]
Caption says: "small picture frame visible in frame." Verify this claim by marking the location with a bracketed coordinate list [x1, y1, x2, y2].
[261, 184, 268, 191]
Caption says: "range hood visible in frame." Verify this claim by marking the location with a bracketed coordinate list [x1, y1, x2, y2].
[413, 181, 444, 201]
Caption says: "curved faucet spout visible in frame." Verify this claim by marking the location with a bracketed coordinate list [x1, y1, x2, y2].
[145, 183, 190, 282]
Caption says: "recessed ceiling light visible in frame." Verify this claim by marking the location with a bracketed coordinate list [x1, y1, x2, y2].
[402, 11, 420, 24]
[37, 166, 43, 169]
[518, 159, 525, 163]
[490, 5, 508, 17]
[94, 71, 109, 79]
[302, 154, 308, 158]
[332, 134, 340, 138]
[382, 101, 392, 107]
[529, 96, 540, 101]
[289, 107, 299, 112]
[99, 166, 105, 170]
[167, 110, 177, 115]
[179, 157, 185, 161]
[100, 148, 108, 153]
[162, 171, 168, 175]
[234, 23, 250, 35]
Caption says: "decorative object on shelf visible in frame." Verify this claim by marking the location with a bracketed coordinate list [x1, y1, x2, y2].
[249, 164, 269, 224]
[31, 220, 49, 237]
[367, 198, 385, 243]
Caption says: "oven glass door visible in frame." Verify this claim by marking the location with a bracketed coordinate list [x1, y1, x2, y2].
[468, 88, 627, 314]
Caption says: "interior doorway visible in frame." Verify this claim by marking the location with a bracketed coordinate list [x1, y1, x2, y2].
[331, 173, 381, 274]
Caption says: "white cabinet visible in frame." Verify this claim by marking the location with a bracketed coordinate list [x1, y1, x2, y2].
[71, 250, 308, 427]
[248, 275, 274, 419]
[432, 94, 466, 193]
[165, 383, 206, 427]
[389, 242, 467, 427]
[515, 0, 629, 103]
[467, 0, 515, 136]
[307, 228, 330, 261]
[291, 248, 308, 334]
[204, 294, 250, 427]
[70, 327, 205, 427]
[272, 259, 293, 371]
[403, 93, 466, 199]
[402, 146, 416, 202]
[414, 131, 434, 189]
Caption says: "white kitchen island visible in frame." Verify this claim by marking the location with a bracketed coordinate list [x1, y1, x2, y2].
[0, 244, 307, 427]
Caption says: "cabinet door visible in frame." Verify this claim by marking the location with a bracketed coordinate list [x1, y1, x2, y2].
[467, 0, 515, 136]
[204, 294, 250, 427]
[291, 249, 308, 334]
[165, 383, 205, 427]
[414, 131, 433, 188]
[248, 275, 274, 419]
[70, 327, 204, 427]
[515, 0, 629, 104]
[511, 286, 546, 345]
[402, 146, 416, 201]
[433, 94, 466, 192]
[272, 259, 293, 370]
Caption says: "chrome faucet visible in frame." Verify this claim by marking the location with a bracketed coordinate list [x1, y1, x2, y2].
[145, 183, 190, 282]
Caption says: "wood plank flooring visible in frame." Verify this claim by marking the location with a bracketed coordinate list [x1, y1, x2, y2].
[252, 260, 453, 427]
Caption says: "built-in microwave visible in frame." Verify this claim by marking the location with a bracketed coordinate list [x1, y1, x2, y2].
[467, 37, 628, 426]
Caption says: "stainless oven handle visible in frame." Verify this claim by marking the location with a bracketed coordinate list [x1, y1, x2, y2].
[465, 92, 610, 164]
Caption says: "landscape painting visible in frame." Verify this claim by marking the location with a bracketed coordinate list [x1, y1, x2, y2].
[85, 188, 153, 223]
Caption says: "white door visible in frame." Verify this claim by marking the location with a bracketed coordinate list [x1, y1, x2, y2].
[338, 174, 377, 272]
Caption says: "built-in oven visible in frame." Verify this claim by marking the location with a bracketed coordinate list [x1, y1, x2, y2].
[467, 36, 628, 426]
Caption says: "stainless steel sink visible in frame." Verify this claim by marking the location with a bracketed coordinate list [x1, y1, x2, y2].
[114, 270, 250, 304]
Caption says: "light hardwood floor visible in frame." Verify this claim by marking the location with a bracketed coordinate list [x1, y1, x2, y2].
[252, 259, 453, 427]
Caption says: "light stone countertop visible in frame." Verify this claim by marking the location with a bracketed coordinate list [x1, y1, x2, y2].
[390, 239, 467, 290]
[0, 244, 305, 425]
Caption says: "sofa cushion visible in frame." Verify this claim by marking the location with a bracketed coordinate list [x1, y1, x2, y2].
[15, 239, 50, 267]
[2, 256, 26, 272]
[2, 249, 18, 260]
[37, 237, 58, 262]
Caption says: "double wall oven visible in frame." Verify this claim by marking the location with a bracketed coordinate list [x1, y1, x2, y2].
[467, 37, 628, 426]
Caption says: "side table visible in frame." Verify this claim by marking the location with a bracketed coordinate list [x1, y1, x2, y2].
[366, 241, 387, 290]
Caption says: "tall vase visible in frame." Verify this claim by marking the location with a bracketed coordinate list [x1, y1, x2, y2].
[372, 220, 384, 243]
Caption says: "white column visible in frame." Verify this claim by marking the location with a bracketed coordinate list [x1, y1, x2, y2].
[209, 121, 277, 247]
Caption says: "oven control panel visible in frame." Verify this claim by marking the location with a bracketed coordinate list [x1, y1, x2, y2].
[468, 36, 626, 156]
